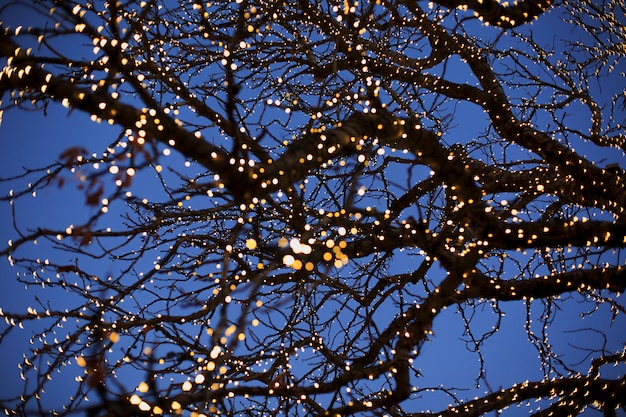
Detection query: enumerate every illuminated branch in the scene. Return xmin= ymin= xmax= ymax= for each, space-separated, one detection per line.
xmin=454 ymin=265 xmax=626 ymax=303
xmin=428 ymin=0 xmax=554 ymax=28
xmin=0 ymin=33 xmax=247 ymax=193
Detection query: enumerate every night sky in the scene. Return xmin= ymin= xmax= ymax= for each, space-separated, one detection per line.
xmin=1 ymin=1 xmax=625 ymax=416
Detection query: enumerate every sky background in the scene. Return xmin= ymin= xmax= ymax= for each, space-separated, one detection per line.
xmin=2 ymin=74 xmax=625 ymax=416
xmin=1 ymin=2 xmax=625 ymax=416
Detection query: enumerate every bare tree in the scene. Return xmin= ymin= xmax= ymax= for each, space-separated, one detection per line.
xmin=1 ymin=0 xmax=625 ymax=416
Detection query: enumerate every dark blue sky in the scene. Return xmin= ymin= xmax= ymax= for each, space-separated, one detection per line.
xmin=1 ymin=1 xmax=625 ymax=416
xmin=2 ymin=80 xmax=624 ymax=416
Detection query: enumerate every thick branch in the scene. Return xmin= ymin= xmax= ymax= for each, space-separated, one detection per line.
xmin=411 ymin=374 xmax=626 ymax=417
xmin=454 ymin=265 xmax=626 ymax=303
xmin=0 ymin=33 xmax=250 ymax=194
xmin=429 ymin=0 xmax=553 ymax=28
